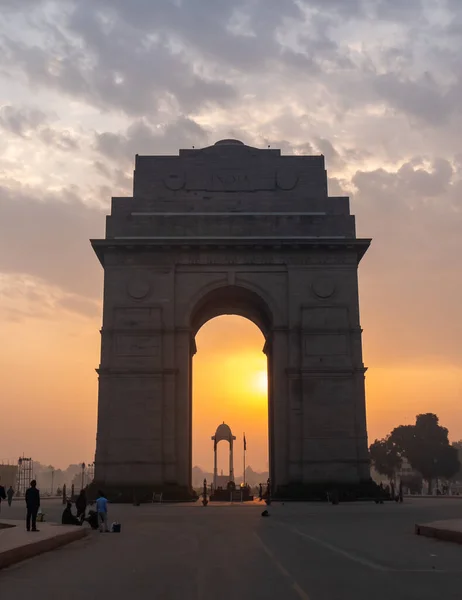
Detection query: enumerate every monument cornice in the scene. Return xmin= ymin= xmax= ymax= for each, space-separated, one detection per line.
xmin=292 ymin=458 xmax=370 ymax=465
xmin=96 ymin=367 xmax=179 ymax=376
xmin=285 ymin=367 xmax=368 ymax=376
xmin=91 ymin=237 xmax=371 ymax=266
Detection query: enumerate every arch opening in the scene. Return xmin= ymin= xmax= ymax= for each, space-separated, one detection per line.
xmin=190 ymin=285 xmax=273 ymax=341
xmin=190 ymin=285 xmax=273 ymax=496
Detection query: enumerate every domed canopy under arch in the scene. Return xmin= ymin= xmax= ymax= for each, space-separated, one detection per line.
xmin=211 ymin=422 xmax=236 ymax=488
xmin=212 ymin=422 xmax=236 ymax=444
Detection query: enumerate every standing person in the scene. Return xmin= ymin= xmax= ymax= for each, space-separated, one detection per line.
xmin=25 ymin=480 xmax=41 ymax=532
xmin=75 ymin=489 xmax=87 ymax=521
xmin=398 ymin=480 xmax=404 ymax=503
xmin=7 ymin=486 xmax=14 ymax=507
xmin=96 ymin=491 xmax=109 ymax=533
xmin=0 ymin=478 xmax=6 ymax=513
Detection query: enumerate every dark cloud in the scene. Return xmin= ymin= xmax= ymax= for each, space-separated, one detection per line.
xmin=351 ymin=158 xmax=462 ymax=366
xmin=313 ymin=137 xmax=344 ymax=169
xmin=38 ymin=127 xmax=80 ymax=151
xmin=0 ymin=105 xmax=80 ymax=150
xmin=1 ymin=2 xmax=238 ymax=116
xmin=0 ymin=0 xmax=461 ymax=368
xmin=372 ymin=72 xmax=451 ymax=126
xmin=0 ymin=183 xmax=105 ymax=300
xmin=373 ymin=0 xmax=425 ymax=20
xmin=94 ymin=117 xmax=209 ymax=163
xmin=0 ymin=105 xmax=48 ymax=136
xmin=1 ymin=0 xmax=460 ymax=131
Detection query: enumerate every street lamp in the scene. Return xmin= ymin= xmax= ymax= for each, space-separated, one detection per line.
xmin=81 ymin=462 xmax=86 ymax=491
xmin=86 ymin=462 xmax=95 ymax=486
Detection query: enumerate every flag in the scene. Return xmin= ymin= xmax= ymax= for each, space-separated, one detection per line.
xmin=243 ymin=433 xmax=247 ymax=452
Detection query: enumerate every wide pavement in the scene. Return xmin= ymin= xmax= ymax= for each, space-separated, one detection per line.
xmin=1 ymin=498 xmax=462 ymax=599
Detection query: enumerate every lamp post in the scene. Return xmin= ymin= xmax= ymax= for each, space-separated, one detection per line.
xmin=81 ymin=462 xmax=86 ymax=491
xmin=86 ymin=462 xmax=94 ymax=486
xmin=202 ymin=479 xmax=208 ymax=506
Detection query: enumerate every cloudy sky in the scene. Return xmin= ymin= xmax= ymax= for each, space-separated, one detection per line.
xmin=1 ymin=0 xmax=461 ymax=471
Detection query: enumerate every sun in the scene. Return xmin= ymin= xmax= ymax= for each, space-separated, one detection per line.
xmin=252 ymin=370 xmax=268 ymax=395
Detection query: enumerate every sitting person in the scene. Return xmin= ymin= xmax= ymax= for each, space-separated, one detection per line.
xmin=85 ymin=509 xmax=99 ymax=530
xmin=62 ymin=502 xmax=81 ymax=526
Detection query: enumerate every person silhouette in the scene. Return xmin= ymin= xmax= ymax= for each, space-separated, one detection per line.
xmin=0 ymin=478 xmax=6 ymax=512
xmin=25 ymin=480 xmax=41 ymax=532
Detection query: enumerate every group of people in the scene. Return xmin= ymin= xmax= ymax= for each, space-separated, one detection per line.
xmin=0 ymin=480 xmax=16 ymax=510
xmin=0 ymin=477 xmax=41 ymax=531
xmin=61 ymin=488 xmax=110 ymax=532
xmin=0 ymin=477 xmax=109 ymax=532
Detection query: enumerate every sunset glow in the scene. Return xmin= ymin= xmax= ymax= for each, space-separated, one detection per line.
xmin=192 ymin=316 xmax=269 ymax=473
xmin=252 ymin=370 xmax=268 ymax=396
xmin=1 ymin=0 xmax=462 ymax=475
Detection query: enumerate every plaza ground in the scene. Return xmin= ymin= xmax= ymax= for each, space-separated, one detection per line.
xmin=1 ymin=498 xmax=462 ymax=599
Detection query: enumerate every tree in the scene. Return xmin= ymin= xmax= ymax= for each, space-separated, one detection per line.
xmin=451 ymin=441 xmax=462 ymax=482
xmin=389 ymin=413 xmax=460 ymax=494
xmin=401 ymin=472 xmax=423 ymax=495
xmin=369 ymin=437 xmax=402 ymax=483
xmin=438 ymin=445 xmax=460 ymax=481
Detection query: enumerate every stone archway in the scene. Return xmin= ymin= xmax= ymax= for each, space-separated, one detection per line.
xmin=188 ymin=285 xmax=275 ymax=491
xmin=91 ymin=139 xmax=372 ymax=501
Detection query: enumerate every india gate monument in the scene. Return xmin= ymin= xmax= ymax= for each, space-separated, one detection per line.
xmin=91 ymin=139 xmax=372 ymax=501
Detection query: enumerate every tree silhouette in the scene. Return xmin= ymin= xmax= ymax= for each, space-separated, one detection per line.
xmin=369 ymin=436 xmax=402 ymax=483
xmin=390 ymin=413 xmax=459 ymax=494
xmin=452 ymin=441 xmax=462 ymax=482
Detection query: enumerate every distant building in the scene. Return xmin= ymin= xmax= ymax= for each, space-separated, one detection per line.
xmin=370 ymin=457 xmax=421 ymax=491
xmin=0 ymin=465 xmax=18 ymax=488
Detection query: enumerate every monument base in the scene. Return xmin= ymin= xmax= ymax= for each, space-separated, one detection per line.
xmin=87 ymin=482 xmax=198 ymax=504
xmin=210 ymin=488 xmax=254 ymax=502
xmin=275 ymin=479 xmax=381 ymax=502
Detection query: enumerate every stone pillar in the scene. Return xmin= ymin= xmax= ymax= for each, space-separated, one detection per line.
xmin=270 ymin=329 xmax=290 ymax=490
xmin=213 ymin=440 xmax=218 ymax=488
xmin=174 ymin=330 xmax=192 ymax=490
xmin=229 ymin=440 xmax=234 ymax=482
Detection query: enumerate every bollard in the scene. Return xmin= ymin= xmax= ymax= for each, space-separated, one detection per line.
xmin=202 ymin=478 xmax=208 ymax=506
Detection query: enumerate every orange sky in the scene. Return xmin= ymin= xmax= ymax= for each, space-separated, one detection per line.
xmin=1 ymin=0 xmax=462 ymax=480
xmin=193 ymin=316 xmax=268 ymax=475
xmin=1 ymin=302 xmax=461 ymax=472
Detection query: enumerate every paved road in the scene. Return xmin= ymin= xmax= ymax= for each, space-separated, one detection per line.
xmin=2 ymin=499 xmax=462 ymax=599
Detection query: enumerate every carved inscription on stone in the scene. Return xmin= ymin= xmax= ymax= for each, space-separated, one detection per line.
xmin=304 ymin=334 xmax=347 ymax=356
xmin=276 ymin=170 xmax=299 ymax=190
xmin=302 ymin=307 xmax=348 ymax=329
xmin=127 ymin=273 xmax=150 ymax=299
xmin=164 ymin=172 xmax=185 ymax=191
xmin=119 ymin=253 xmax=356 ymax=267
xmin=312 ymin=277 xmax=336 ymax=298
xmin=164 ymin=169 xmax=278 ymax=192
xmin=114 ymin=307 xmax=162 ymax=328
xmin=303 ymin=378 xmax=355 ymax=437
xmin=116 ymin=334 xmax=160 ymax=356
xmin=176 ymin=254 xmax=351 ymax=266
xmin=162 ymin=169 xmax=304 ymax=192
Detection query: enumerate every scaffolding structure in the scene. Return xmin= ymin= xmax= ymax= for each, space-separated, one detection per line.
xmin=16 ymin=456 xmax=33 ymax=497
xmin=85 ymin=462 xmax=95 ymax=487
